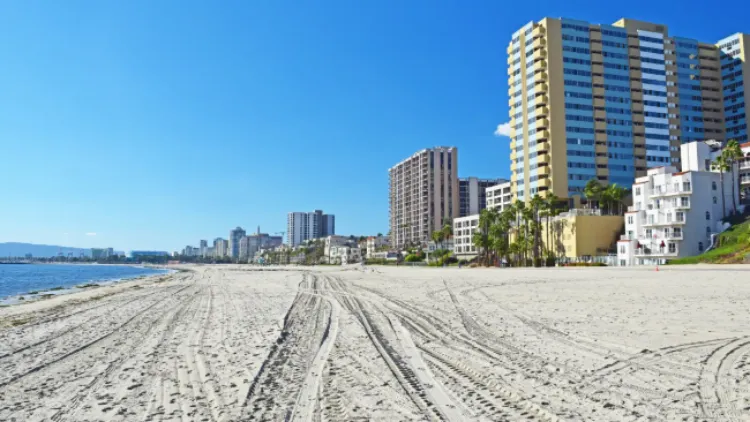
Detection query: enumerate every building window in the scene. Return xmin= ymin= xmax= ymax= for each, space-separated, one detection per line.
xmin=707 ymin=226 xmax=711 ymax=236
xmin=683 ymin=182 xmax=691 ymax=191
xmin=712 ymin=181 xmax=717 ymax=190
xmin=681 ymin=197 xmax=689 ymax=207
xmin=699 ymin=242 xmax=704 ymax=252
xmin=627 ymin=216 xmax=633 ymax=224
xmin=668 ymin=243 xmax=676 ymax=253
xmin=646 ymin=229 xmax=652 ymax=238
xmin=713 ymin=196 xmax=717 ymax=204
xmin=676 ymin=212 xmax=685 ymax=222
xmin=673 ymin=227 xmax=681 ymax=237
xmin=635 ymin=187 xmax=641 ymax=195
xmin=706 ymin=211 xmax=711 ymax=220
xmin=619 ymin=245 xmax=625 ymax=254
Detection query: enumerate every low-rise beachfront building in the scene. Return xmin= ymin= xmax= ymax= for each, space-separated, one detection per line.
xmin=365 ymin=235 xmax=390 ymax=258
xmin=740 ymin=142 xmax=750 ymax=205
xmin=329 ymin=246 xmax=362 ymax=264
xmin=486 ymin=181 xmax=513 ymax=212
xmin=324 ymin=235 xmax=350 ymax=257
xmin=453 ymin=215 xmax=480 ymax=259
xmin=618 ymin=142 xmax=738 ymax=266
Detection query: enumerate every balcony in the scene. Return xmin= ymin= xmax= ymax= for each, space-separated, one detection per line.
xmin=634 ymin=247 xmax=679 ymax=257
xmin=536 ymin=154 xmax=550 ymax=165
xmin=535 ymin=130 xmax=550 ymax=141
xmin=643 ymin=217 xmax=686 ymax=227
xmin=648 ymin=186 xmax=692 ymax=197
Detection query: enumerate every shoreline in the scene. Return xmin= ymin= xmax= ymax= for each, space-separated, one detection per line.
xmin=0 ymin=265 xmax=176 ymax=306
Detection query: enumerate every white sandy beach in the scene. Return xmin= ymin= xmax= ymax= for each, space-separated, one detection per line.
xmin=0 ymin=264 xmax=749 ymax=421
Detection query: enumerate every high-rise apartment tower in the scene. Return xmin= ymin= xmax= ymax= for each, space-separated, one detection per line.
xmin=508 ymin=18 xmax=749 ymax=201
xmin=389 ymin=147 xmax=459 ymax=249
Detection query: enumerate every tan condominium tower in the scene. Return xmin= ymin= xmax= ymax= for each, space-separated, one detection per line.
xmin=389 ymin=147 xmax=459 ymax=249
xmin=508 ymin=17 xmax=750 ymax=202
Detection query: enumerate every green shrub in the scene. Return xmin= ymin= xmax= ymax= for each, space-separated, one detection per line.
xmin=404 ymin=254 xmax=424 ymax=263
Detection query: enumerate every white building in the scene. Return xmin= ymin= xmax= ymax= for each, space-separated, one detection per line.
xmin=213 ymin=238 xmax=228 ymax=257
xmin=328 ymin=246 xmax=362 ymax=264
xmin=389 ymin=147 xmax=459 ymax=249
xmin=452 ymin=214 xmax=480 ymax=258
xmin=287 ymin=210 xmax=336 ymax=246
xmin=365 ymin=235 xmax=390 ymax=258
xmin=459 ymin=177 xmax=506 ymax=217
xmin=618 ymin=142 xmax=738 ymax=266
xmin=486 ymin=181 xmax=513 ymax=212
xmin=199 ymin=240 xmax=208 ymax=257
xmin=324 ymin=235 xmax=350 ymax=257
xmin=740 ymin=142 xmax=750 ymax=205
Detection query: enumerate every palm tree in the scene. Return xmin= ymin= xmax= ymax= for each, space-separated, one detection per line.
xmin=431 ymin=230 xmax=444 ymax=250
xmin=472 ymin=208 xmax=497 ymax=266
xmin=441 ymin=223 xmax=453 ymax=244
xmin=601 ymin=183 xmax=626 ymax=215
xmin=584 ymin=179 xmax=603 ymax=209
xmin=724 ymin=140 xmax=743 ymax=214
xmin=712 ymin=154 xmax=730 ymax=219
xmin=543 ymin=193 xmax=560 ymax=264
xmin=490 ymin=208 xmax=513 ymax=266
xmin=530 ymin=195 xmax=544 ymax=266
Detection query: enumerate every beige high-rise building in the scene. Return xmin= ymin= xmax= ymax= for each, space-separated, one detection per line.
xmin=508 ymin=17 xmax=749 ymax=203
xmin=389 ymin=147 xmax=459 ymax=249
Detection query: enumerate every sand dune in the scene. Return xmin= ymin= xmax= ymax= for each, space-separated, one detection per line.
xmin=1 ymin=264 xmax=749 ymax=421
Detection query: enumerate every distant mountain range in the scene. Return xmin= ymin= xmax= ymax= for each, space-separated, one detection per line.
xmin=0 ymin=243 xmax=92 ymax=258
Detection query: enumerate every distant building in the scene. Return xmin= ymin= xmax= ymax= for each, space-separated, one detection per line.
xmin=182 ymin=246 xmax=198 ymax=257
xmin=213 ymin=238 xmax=228 ymax=257
xmin=91 ymin=248 xmax=114 ymax=259
xmin=229 ymin=227 xmax=246 ymax=259
xmin=129 ymin=251 xmax=169 ymax=258
xmin=365 ymin=235 xmax=390 ymax=258
xmin=199 ymin=240 xmax=208 ymax=257
xmin=324 ymin=235 xmax=351 ymax=258
xmin=329 ymin=246 xmax=362 ymax=264
xmin=486 ymin=181 xmax=513 ymax=212
xmin=287 ymin=210 xmax=336 ymax=246
xmin=389 ymin=147 xmax=459 ymax=249
xmin=459 ymin=177 xmax=507 ymax=217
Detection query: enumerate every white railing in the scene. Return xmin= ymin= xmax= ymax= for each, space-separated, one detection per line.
xmin=621 ymin=232 xmax=683 ymax=241
xmin=643 ymin=217 xmax=685 ymax=226
xmin=634 ymin=247 xmax=679 ymax=256
xmin=648 ymin=185 xmax=692 ymax=196
xmin=563 ymin=208 xmax=602 ymax=217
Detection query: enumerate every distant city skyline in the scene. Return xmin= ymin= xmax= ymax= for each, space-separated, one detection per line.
xmin=2 ymin=2 xmax=748 ymax=250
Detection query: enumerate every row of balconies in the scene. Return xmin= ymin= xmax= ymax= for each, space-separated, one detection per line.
xmin=621 ymin=230 xmax=683 ymax=241
xmin=634 ymin=247 xmax=679 ymax=257
xmin=648 ymin=185 xmax=692 ymax=197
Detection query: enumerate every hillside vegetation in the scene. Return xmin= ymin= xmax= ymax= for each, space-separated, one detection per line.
xmin=668 ymin=213 xmax=750 ymax=264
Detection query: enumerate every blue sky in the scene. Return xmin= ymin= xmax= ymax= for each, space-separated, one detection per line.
xmin=1 ymin=0 xmax=747 ymax=251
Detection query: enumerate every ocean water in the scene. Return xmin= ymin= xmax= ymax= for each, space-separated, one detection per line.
xmin=0 ymin=264 xmax=169 ymax=299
